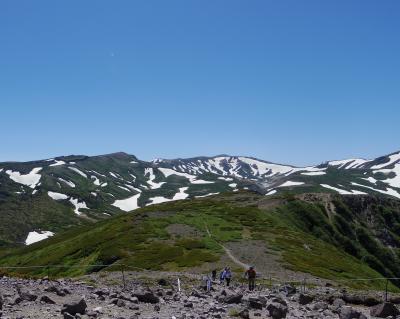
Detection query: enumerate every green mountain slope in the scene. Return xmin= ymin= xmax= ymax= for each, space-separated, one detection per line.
xmin=0 ymin=150 xmax=399 ymax=246
xmin=1 ymin=191 xmax=399 ymax=291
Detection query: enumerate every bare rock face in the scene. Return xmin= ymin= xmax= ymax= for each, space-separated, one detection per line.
xmin=370 ymin=302 xmax=400 ymax=318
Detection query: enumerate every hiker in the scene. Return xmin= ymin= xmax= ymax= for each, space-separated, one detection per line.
xmin=219 ymin=269 xmax=225 ymax=284
xmin=245 ymin=266 xmax=256 ymax=291
xmin=212 ymin=269 xmax=217 ymax=281
xmin=202 ymin=274 xmax=212 ymax=292
xmin=224 ymin=267 xmax=232 ymax=287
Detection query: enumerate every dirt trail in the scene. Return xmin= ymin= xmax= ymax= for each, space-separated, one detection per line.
xmin=203 ymin=220 xmax=249 ymax=270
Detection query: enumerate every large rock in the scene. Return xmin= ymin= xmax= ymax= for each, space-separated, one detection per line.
xmin=339 ymin=306 xmax=367 ymax=319
xmin=298 ymin=293 xmax=314 ymax=305
xmin=279 ymin=284 xmax=296 ymax=296
xmin=238 ymin=308 xmax=250 ymax=319
xmin=132 ymin=291 xmax=160 ymax=304
xmin=61 ymin=298 xmax=87 ymax=315
xmin=267 ymin=302 xmax=288 ymax=319
xmin=40 ymin=295 xmax=56 ymax=304
xmin=19 ymin=290 xmax=38 ymax=302
xmin=0 ymin=294 xmax=2 ymax=310
xmin=224 ymin=293 xmax=243 ymax=304
xmin=249 ymin=297 xmax=264 ymax=310
xmin=370 ymin=302 xmax=400 ymax=318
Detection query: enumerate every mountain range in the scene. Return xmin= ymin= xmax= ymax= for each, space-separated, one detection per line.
xmin=0 ymin=150 xmax=399 ymax=246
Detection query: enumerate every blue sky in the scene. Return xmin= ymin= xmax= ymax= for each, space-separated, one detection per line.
xmin=1 ymin=1 xmax=399 ymax=166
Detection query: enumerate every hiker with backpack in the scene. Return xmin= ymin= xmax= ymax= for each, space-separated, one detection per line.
xmin=223 ymin=267 xmax=232 ymax=287
xmin=245 ymin=266 xmax=256 ymax=291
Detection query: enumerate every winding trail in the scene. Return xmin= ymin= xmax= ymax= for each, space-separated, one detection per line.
xmin=203 ymin=220 xmax=249 ymax=270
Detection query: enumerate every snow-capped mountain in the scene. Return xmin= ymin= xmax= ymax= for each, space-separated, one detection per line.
xmin=0 ymin=150 xmax=399 ymax=245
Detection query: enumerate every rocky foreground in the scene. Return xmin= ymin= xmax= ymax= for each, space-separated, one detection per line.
xmin=0 ymin=274 xmax=400 ymax=319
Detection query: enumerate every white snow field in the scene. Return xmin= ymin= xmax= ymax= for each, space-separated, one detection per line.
xmin=49 ymin=160 xmax=66 ymax=167
xmin=301 ymin=171 xmax=326 ymax=176
xmin=371 ymin=153 xmax=400 ymax=169
xmin=48 ymin=191 xmax=69 ymax=200
xmin=278 ymin=181 xmax=305 ymax=187
xmin=69 ymin=198 xmax=89 ymax=215
xmin=91 ymin=175 xmax=101 ymax=186
xmin=328 ymin=159 xmax=370 ymax=169
xmin=158 ymin=168 xmax=214 ymax=184
xmin=112 ymin=193 xmax=141 ymax=211
xmin=266 ymin=189 xmax=277 ymax=196
xmin=351 ymin=182 xmax=400 ymax=199
xmin=58 ymin=178 xmax=76 ymax=188
xmin=372 ymin=164 xmax=400 ymax=189
xmin=195 ymin=192 xmax=220 ymax=198
xmin=25 ymin=231 xmax=54 ymax=245
xmin=145 ymin=168 xmax=166 ymax=189
xmin=320 ymin=184 xmax=366 ymax=195
xmin=173 ymin=187 xmax=189 ymax=200
xmin=68 ymin=167 xmax=87 ymax=178
xmin=6 ymin=167 xmax=42 ymax=189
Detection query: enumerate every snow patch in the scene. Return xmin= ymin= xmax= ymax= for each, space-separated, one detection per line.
xmin=112 ymin=194 xmax=141 ymax=211
xmin=68 ymin=167 xmax=87 ymax=178
xmin=351 ymin=182 xmax=400 ymax=199
xmin=278 ymin=181 xmax=305 ymax=187
xmin=69 ymin=198 xmax=88 ymax=215
xmin=48 ymin=191 xmax=68 ymax=200
xmin=301 ymin=171 xmax=326 ymax=176
xmin=25 ymin=231 xmax=54 ymax=245
xmin=195 ymin=192 xmax=220 ymax=198
xmin=6 ymin=167 xmax=42 ymax=189
xmin=320 ymin=184 xmax=366 ymax=195
xmin=58 ymin=178 xmax=75 ymax=188
xmin=145 ymin=168 xmax=166 ymax=189
xmin=371 ymin=153 xmax=400 ymax=169
xmin=91 ymin=175 xmax=101 ymax=186
xmin=49 ymin=160 xmax=66 ymax=167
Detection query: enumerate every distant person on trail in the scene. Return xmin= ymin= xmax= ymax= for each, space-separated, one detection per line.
xmin=245 ymin=266 xmax=256 ymax=291
xmin=212 ymin=269 xmax=217 ymax=281
xmin=224 ymin=267 xmax=232 ymax=287
xmin=219 ymin=269 xmax=225 ymax=284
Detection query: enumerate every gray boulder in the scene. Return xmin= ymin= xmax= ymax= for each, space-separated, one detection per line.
xmin=238 ymin=308 xmax=250 ymax=319
xmin=40 ymin=295 xmax=56 ymax=304
xmin=132 ymin=291 xmax=159 ymax=304
xmin=61 ymin=297 xmax=87 ymax=315
xmin=267 ymin=302 xmax=288 ymax=319
xmin=339 ymin=306 xmax=366 ymax=319
xmin=298 ymin=293 xmax=314 ymax=305
xmin=370 ymin=302 xmax=400 ymax=318
xmin=224 ymin=293 xmax=243 ymax=304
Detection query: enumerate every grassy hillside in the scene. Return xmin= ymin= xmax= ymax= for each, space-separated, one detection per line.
xmin=1 ymin=191 xmax=399 ymax=291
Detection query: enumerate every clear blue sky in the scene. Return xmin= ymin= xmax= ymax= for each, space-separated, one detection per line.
xmin=1 ymin=1 xmax=399 ymax=166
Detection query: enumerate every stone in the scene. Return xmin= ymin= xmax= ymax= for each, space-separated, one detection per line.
xmin=61 ymin=298 xmax=87 ymax=315
xmin=40 ymin=295 xmax=56 ymax=304
xmin=370 ymin=303 xmax=400 ymax=318
xmin=132 ymin=292 xmax=160 ymax=304
xmin=298 ymin=293 xmax=314 ymax=305
xmin=249 ymin=297 xmax=264 ymax=310
xmin=224 ymin=294 xmax=243 ymax=304
xmin=267 ymin=302 xmax=288 ymax=319
xmin=339 ymin=306 xmax=365 ymax=319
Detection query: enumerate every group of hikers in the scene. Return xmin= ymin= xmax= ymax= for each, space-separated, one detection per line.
xmin=204 ymin=266 xmax=257 ymax=291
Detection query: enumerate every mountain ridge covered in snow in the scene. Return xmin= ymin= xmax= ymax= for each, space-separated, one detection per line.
xmin=0 ymin=150 xmax=399 ymax=245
